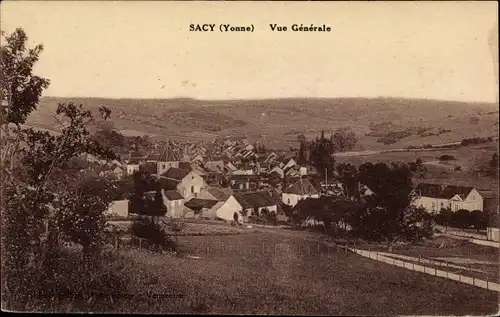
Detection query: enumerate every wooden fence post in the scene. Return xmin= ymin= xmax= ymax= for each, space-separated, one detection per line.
xmin=317 ymin=243 xmax=320 ymax=255
xmin=139 ymin=238 xmax=142 ymax=249
xmin=115 ymin=235 xmax=118 ymax=249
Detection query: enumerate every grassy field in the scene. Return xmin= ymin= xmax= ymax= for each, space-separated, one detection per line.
xmin=87 ymin=229 xmax=498 ymax=315
xmin=335 ymin=143 xmax=499 ymax=192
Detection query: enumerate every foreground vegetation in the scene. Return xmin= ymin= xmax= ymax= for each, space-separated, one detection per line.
xmin=90 ymin=231 xmax=497 ymax=315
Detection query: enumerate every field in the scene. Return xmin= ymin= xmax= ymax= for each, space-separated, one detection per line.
xmin=28 ymin=96 xmax=498 ymax=149
xmin=335 ymin=143 xmax=499 ymax=192
xmin=88 ymin=227 xmax=498 ymax=315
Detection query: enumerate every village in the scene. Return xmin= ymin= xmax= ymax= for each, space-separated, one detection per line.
xmin=94 ymin=134 xmax=499 ymax=243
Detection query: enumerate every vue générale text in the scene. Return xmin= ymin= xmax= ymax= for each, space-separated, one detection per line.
xmin=188 ymin=24 xmax=332 ymax=32
xmin=269 ymin=24 xmax=332 ymax=32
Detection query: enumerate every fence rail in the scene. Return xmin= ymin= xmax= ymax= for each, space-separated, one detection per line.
xmin=350 ymin=248 xmax=500 ymax=292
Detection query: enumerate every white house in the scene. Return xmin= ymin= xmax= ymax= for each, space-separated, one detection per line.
xmin=487 ymin=212 xmax=499 ymax=242
xmin=413 ymin=183 xmax=484 ymax=212
xmin=105 ymin=200 xmax=129 ymax=218
xmin=283 ymin=158 xmax=297 ymax=170
xmin=159 ymin=167 xmax=207 ymax=201
xmin=162 ymin=190 xmax=185 ymax=218
xmin=126 ymin=161 xmax=140 ymax=175
xmin=234 ymin=191 xmax=278 ymax=220
xmin=282 ymin=178 xmax=319 ymax=207
xmin=202 ymin=195 xmax=244 ymax=222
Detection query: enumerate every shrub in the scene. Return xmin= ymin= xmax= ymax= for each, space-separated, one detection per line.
xmin=130 ymin=216 xmax=177 ymax=251
xmin=454 ymin=165 xmax=462 ymax=171
xmin=439 ymin=154 xmax=456 ymax=161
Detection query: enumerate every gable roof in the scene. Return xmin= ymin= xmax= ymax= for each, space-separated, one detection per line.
xmin=160 ymin=167 xmax=190 ymax=180
xmin=234 ymin=191 xmax=277 ymax=209
xmin=414 ymin=183 xmax=475 ymax=200
xmin=184 ymin=198 xmax=219 ymax=210
xmin=164 ymin=190 xmax=184 ymax=201
xmin=158 ymin=178 xmax=179 ymax=191
xmin=284 ymin=178 xmax=318 ymax=196
xmin=204 ymin=186 xmax=233 ymax=201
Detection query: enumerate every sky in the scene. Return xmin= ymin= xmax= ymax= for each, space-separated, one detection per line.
xmin=1 ymin=1 xmax=498 ymax=102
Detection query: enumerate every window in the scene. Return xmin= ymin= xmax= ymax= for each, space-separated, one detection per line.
xmin=288 ymin=199 xmax=291 ymax=204
xmin=191 ymin=186 xmax=195 ymax=193
xmin=441 ymin=202 xmax=444 ymax=208
xmin=162 ymin=163 xmax=166 ymax=169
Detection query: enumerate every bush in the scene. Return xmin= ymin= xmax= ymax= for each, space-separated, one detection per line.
xmin=439 ymin=155 xmax=456 ymax=161
xmin=454 ymin=165 xmax=462 ymax=171
xmin=130 ymin=216 xmax=177 ymax=251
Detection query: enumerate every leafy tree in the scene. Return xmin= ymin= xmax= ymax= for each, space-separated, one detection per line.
xmin=309 ymin=130 xmax=336 ymax=179
xmin=331 ymin=128 xmax=358 ymax=152
xmin=1 ymin=28 xmax=119 ymax=310
xmin=297 ymin=133 xmax=309 ymax=165
xmin=335 ymin=163 xmax=359 ymax=199
xmin=354 ymin=162 xmax=433 ymax=250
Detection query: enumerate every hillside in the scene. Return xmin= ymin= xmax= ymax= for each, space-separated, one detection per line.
xmin=27 ymin=97 xmax=499 ymax=149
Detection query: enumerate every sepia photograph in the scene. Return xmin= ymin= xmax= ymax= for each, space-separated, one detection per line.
xmin=1 ymin=0 xmax=499 ymax=315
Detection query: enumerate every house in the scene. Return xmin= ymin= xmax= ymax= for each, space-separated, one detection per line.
xmin=126 ymin=160 xmax=140 ymax=175
xmin=487 ymin=212 xmax=499 ymax=242
xmin=282 ymin=178 xmax=319 ymax=207
xmin=105 ymin=200 xmax=129 ymax=218
xmin=202 ymin=195 xmax=244 ymax=222
xmin=283 ymin=158 xmax=297 ymax=170
xmin=264 ymin=152 xmax=278 ymax=163
xmin=162 ymin=190 xmax=185 ymax=218
xmin=159 ymin=167 xmax=207 ymax=200
xmin=234 ymin=190 xmax=278 ymax=220
xmin=269 ymin=166 xmax=284 ymax=178
xmin=413 ymin=183 xmax=484 ymax=212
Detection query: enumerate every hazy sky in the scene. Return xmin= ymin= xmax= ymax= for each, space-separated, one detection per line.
xmin=1 ymin=1 xmax=498 ymax=102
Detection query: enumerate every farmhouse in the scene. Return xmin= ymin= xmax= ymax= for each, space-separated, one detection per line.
xmin=487 ymin=212 xmax=499 ymax=242
xmin=159 ymin=167 xmax=207 ymax=200
xmin=126 ymin=160 xmax=140 ymax=175
xmin=105 ymin=199 xmax=129 ymax=218
xmin=234 ymin=190 xmax=278 ymax=220
xmin=413 ymin=183 xmax=483 ymax=212
xmin=282 ymin=178 xmax=319 ymax=207
xmin=162 ymin=190 xmax=185 ymax=218
xmin=202 ymin=195 xmax=244 ymax=222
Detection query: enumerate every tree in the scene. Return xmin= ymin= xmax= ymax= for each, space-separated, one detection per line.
xmin=1 ymin=29 xmax=119 ymax=310
xmin=335 ymin=163 xmax=359 ymax=199
xmin=297 ymin=133 xmax=309 ymax=165
xmin=309 ymin=130 xmax=336 ymax=179
xmin=331 ymin=128 xmax=358 ymax=152
xmin=354 ymin=162 xmax=433 ymax=250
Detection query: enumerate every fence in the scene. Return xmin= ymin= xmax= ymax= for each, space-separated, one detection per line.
xmin=349 ymin=248 xmax=500 ymax=292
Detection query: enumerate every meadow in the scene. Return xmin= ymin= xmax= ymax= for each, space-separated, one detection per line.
xmin=82 ymin=228 xmax=498 ymax=315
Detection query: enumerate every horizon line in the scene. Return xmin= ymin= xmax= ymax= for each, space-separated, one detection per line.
xmin=41 ymin=95 xmax=499 ymax=104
